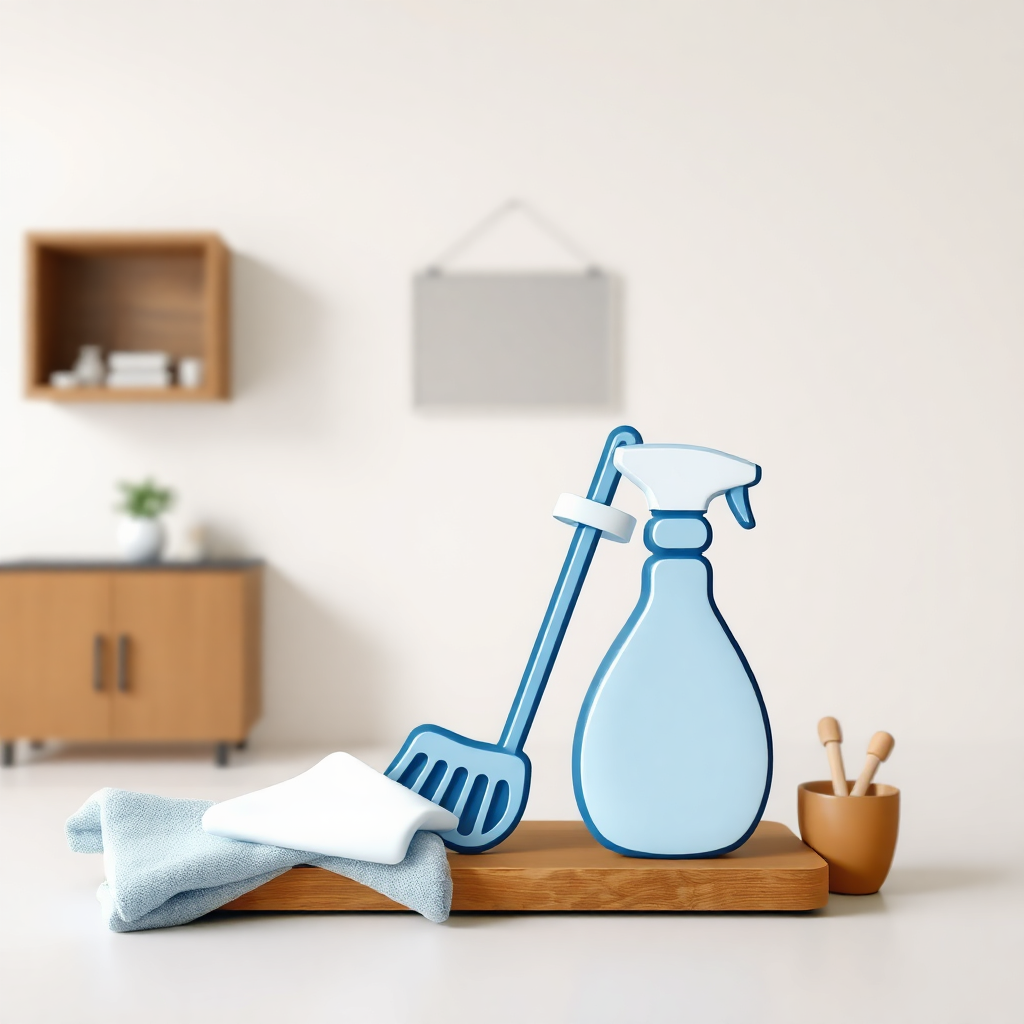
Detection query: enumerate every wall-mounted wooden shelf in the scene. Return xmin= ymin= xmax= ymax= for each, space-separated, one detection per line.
xmin=25 ymin=233 xmax=231 ymax=401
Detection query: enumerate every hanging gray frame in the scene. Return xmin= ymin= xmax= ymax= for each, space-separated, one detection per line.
xmin=413 ymin=270 xmax=613 ymax=405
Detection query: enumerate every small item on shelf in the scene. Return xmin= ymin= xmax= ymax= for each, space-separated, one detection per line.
xmin=107 ymin=370 xmax=172 ymax=389
xmin=108 ymin=350 xmax=171 ymax=372
xmin=115 ymin=478 xmax=175 ymax=563
xmin=106 ymin=350 xmax=172 ymax=389
xmin=817 ymin=716 xmax=849 ymax=796
xmin=117 ymin=516 xmax=166 ymax=560
xmin=179 ymin=524 xmax=208 ymax=562
xmin=178 ymin=357 xmax=204 ymax=389
xmin=73 ymin=345 xmax=105 ymax=386
xmin=850 ymin=731 xmax=895 ymax=796
xmin=49 ymin=370 xmax=78 ymax=389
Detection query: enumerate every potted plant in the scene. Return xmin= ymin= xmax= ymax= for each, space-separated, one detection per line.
xmin=116 ymin=479 xmax=174 ymax=562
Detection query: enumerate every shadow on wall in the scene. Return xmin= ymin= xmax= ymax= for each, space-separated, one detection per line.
xmin=231 ymin=252 xmax=341 ymax=431
xmin=253 ymin=566 xmax=390 ymax=747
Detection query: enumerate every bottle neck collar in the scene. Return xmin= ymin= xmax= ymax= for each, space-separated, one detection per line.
xmin=644 ymin=511 xmax=711 ymax=555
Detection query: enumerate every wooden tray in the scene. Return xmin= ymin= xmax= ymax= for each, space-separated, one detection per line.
xmin=222 ymin=820 xmax=828 ymax=913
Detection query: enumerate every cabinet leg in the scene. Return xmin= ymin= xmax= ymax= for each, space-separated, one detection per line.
xmin=235 ymin=739 xmax=248 ymax=751
xmin=1 ymin=742 xmax=14 ymax=767
xmin=215 ymin=742 xmax=230 ymax=768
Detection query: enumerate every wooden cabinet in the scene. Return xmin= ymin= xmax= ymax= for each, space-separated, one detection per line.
xmin=0 ymin=563 xmax=261 ymax=765
xmin=0 ymin=573 xmax=112 ymax=740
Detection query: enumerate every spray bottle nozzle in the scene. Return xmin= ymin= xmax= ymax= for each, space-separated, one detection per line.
xmin=726 ymin=485 xmax=755 ymax=529
xmin=725 ymin=466 xmax=761 ymax=530
xmin=613 ymin=444 xmax=761 ymax=528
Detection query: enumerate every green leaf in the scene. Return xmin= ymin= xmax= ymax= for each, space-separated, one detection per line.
xmin=116 ymin=478 xmax=175 ymax=519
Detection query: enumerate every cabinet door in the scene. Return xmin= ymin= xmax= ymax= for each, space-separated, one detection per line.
xmin=0 ymin=573 xmax=112 ymax=738
xmin=111 ymin=573 xmax=246 ymax=740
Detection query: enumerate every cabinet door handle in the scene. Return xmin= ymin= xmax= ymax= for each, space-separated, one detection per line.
xmin=92 ymin=635 xmax=104 ymax=692
xmin=116 ymin=635 xmax=129 ymax=693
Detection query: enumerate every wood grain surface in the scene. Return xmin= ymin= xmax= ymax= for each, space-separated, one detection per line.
xmin=0 ymin=573 xmax=112 ymax=738
xmin=222 ymin=820 xmax=828 ymax=913
xmin=24 ymin=232 xmax=230 ymax=400
xmin=111 ymin=572 xmax=251 ymax=741
xmin=0 ymin=567 xmax=261 ymax=745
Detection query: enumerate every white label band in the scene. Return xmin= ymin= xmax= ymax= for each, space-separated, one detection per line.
xmin=551 ymin=493 xmax=636 ymax=544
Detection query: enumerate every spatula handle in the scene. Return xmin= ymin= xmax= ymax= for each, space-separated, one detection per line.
xmin=499 ymin=425 xmax=643 ymax=753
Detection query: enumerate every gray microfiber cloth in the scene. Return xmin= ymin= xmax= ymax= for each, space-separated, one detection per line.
xmin=66 ymin=788 xmax=452 ymax=931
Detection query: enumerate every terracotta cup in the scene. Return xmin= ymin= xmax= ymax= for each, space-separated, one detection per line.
xmin=797 ymin=780 xmax=900 ymax=894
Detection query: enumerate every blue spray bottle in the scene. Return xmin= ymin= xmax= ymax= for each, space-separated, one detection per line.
xmin=573 ymin=444 xmax=771 ymax=858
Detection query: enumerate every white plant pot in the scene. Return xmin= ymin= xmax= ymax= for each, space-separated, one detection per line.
xmin=117 ymin=517 xmax=165 ymax=563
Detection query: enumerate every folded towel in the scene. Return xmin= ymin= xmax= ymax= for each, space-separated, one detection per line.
xmin=108 ymin=351 xmax=171 ymax=371
xmin=107 ymin=370 xmax=172 ymax=388
xmin=202 ymin=753 xmax=458 ymax=863
xmin=67 ymin=788 xmax=452 ymax=931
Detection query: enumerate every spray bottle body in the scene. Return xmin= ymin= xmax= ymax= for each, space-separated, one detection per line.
xmin=573 ymin=512 xmax=772 ymax=857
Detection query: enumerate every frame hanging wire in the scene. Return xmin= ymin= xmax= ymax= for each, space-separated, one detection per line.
xmin=426 ymin=199 xmax=601 ymax=275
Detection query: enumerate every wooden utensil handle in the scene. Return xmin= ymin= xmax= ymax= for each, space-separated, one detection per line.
xmin=850 ymin=731 xmax=894 ymax=796
xmin=825 ymin=743 xmax=848 ymax=797
xmin=851 ymin=755 xmax=879 ymax=796
xmin=817 ymin=717 xmax=848 ymax=796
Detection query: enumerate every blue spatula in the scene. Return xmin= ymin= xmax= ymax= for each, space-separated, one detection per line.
xmin=385 ymin=425 xmax=643 ymax=852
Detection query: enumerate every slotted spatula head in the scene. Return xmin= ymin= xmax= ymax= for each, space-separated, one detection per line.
xmin=385 ymin=725 xmax=531 ymax=853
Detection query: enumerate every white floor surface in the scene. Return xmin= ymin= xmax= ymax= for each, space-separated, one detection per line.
xmin=0 ymin=738 xmax=1020 ymax=1024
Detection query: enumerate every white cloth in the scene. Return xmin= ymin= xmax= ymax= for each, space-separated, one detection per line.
xmin=202 ymin=752 xmax=459 ymax=864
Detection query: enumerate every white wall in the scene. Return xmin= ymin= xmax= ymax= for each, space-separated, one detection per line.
xmin=1 ymin=1 xmax=1021 ymax=761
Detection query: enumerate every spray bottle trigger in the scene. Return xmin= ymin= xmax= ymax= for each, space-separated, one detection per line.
xmin=726 ymin=485 xmax=756 ymax=529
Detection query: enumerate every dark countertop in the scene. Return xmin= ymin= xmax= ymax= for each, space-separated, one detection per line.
xmin=0 ymin=559 xmax=264 ymax=572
